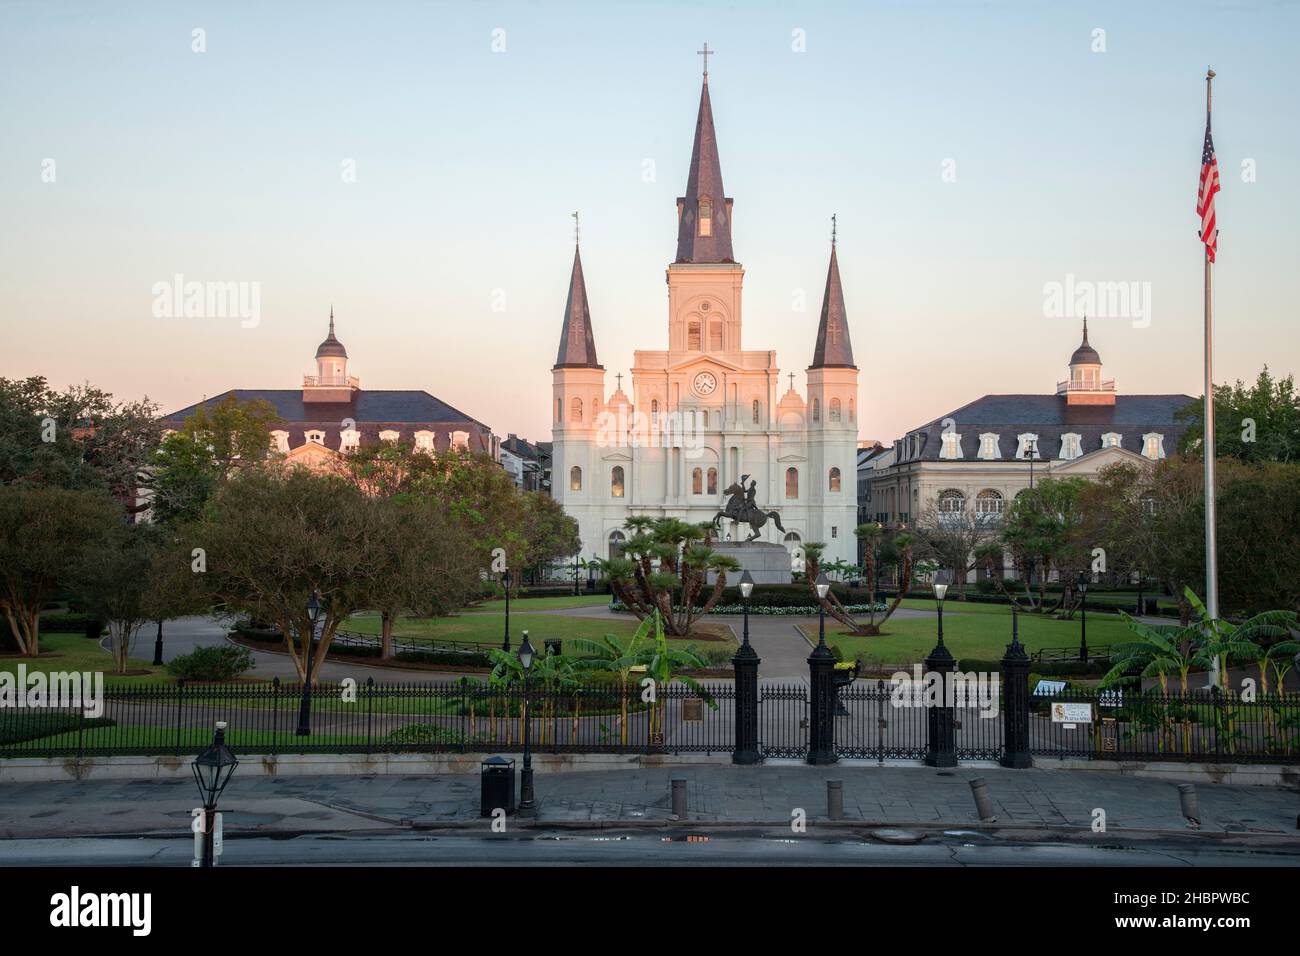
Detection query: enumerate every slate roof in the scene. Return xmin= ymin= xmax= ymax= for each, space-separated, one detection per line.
xmin=675 ymin=78 xmax=734 ymax=263
xmin=810 ymin=244 xmax=856 ymax=368
xmin=897 ymin=393 xmax=1195 ymax=462
xmin=553 ymin=245 xmax=601 ymax=368
xmin=162 ymin=389 xmax=487 ymax=429
xmin=501 ymin=435 xmax=540 ymax=461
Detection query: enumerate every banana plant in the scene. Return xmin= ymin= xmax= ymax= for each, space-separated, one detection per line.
xmin=571 ymin=613 xmax=656 ymax=745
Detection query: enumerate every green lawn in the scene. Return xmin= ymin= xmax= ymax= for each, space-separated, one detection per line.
xmin=343 ymin=610 xmax=737 ymax=653
xmin=465 ymin=593 xmax=613 ymax=612
xmin=799 ymin=602 xmax=1135 ymax=669
xmin=0 ymin=632 xmax=165 ymax=682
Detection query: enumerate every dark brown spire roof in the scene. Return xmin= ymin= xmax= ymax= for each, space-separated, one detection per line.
xmin=553 ymin=245 xmax=601 ymax=369
xmin=810 ymin=245 xmax=856 ymax=368
xmin=675 ymin=78 xmax=734 ymax=263
xmin=315 ymin=307 xmax=347 ymax=359
xmin=1070 ymin=318 xmax=1101 ymax=365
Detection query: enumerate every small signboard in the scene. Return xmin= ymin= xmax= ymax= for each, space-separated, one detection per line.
xmin=682 ymin=698 xmax=704 ymax=722
xmin=1051 ymin=702 xmax=1093 ymax=724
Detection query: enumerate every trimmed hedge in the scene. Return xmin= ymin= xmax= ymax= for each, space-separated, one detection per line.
xmin=231 ymin=622 xmax=493 ymax=669
xmin=167 ymin=645 xmax=256 ymax=681
xmin=0 ymin=713 xmax=116 ymax=746
xmin=957 ymin=657 xmax=1111 ymax=676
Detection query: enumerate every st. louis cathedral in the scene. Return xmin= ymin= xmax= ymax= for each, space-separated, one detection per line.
xmin=550 ymin=64 xmax=860 ymax=568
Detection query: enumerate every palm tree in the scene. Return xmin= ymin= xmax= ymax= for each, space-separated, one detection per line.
xmin=571 ymin=614 xmax=656 ymax=745
xmin=638 ymin=612 xmax=717 ymax=745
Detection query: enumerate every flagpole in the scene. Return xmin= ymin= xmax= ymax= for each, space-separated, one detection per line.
xmin=1202 ymin=67 xmax=1220 ymax=686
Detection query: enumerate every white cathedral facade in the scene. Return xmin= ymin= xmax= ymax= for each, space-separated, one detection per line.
xmin=550 ymin=70 xmax=860 ymax=569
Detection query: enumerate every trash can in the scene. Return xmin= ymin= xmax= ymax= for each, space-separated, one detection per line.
xmin=480 ymin=756 xmax=515 ymax=817
xmin=544 ymin=638 xmax=562 ymax=657
xmin=1144 ymin=598 xmax=1158 ymax=615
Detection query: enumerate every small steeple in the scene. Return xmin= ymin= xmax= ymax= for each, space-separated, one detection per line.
xmin=553 ymin=241 xmax=601 ymax=369
xmin=675 ymin=53 xmax=733 ymax=264
xmin=810 ymin=234 xmax=856 ymax=369
xmin=1070 ymin=317 xmax=1101 ymax=366
xmin=316 ymin=306 xmax=347 ymax=359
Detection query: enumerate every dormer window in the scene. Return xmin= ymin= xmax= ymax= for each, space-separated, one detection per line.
xmin=340 ymin=429 xmax=361 ymax=452
xmin=270 ymin=430 xmax=290 ymax=454
xmin=1059 ymin=433 xmax=1083 ymax=460
xmin=305 ymin=430 xmax=325 ymax=445
xmin=1101 ymin=432 xmax=1122 ymax=449
xmin=1141 ymin=433 xmax=1166 ymax=460
xmin=1015 ymin=433 xmax=1040 ymax=460
xmin=978 ymin=433 xmax=1001 ymax=460
xmin=698 ymin=198 xmax=713 ymax=237
xmin=939 ymin=431 xmax=963 ymax=460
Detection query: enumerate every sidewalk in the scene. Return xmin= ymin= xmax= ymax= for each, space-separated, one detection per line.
xmin=2 ymin=765 xmax=1296 ymax=839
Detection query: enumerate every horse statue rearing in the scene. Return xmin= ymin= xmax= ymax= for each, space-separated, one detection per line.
xmin=712 ymin=475 xmax=786 ymax=543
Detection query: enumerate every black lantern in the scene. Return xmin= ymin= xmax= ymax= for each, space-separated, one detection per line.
xmin=738 ymin=570 xmax=755 ymax=649
xmin=814 ymin=572 xmax=831 ymax=647
xmin=192 ymin=720 xmax=238 ymax=868
xmin=933 ymin=571 xmax=949 ymax=647
xmin=296 ymin=590 xmax=323 ymax=736
xmin=518 ymin=630 xmax=536 ymax=813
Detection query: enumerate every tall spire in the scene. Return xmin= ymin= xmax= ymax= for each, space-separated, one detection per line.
xmin=810 ymin=240 xmax=856 ymax=368
xmin=1070 ymin=316 xmax=1101 ymax=366
xmin=553 ymin=243 xmax=601 ymax=369
xmin=675 ymin=56 xmax=733 ymax=264
xmin=316 ymin=306 xmax=347 ymax=359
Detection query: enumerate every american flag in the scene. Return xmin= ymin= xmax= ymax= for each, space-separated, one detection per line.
xmin=1197 ymin=114 xmax=1220 ymax=262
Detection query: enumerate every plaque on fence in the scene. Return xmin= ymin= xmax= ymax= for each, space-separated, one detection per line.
xmin=682 ymin=698 xmax=704 ymax=722
xmin=1051 ymin=702 xmax=1093 ymax=725
xmin=1101 ymin=716 xmax=1117 ymax=753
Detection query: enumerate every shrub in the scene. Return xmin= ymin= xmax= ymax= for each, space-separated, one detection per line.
xmin=384 ymin=723 xmax=473 ymax=745
xmin=167 ymin=645 xmax=256 ymax=681
xmin=39 ymin=613 xmax=99 ymax=633
xmin=0 ymin=713 xmax=116 ymax=745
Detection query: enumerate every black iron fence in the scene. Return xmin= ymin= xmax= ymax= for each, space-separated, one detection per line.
xmin=4 ymin=674 xmax=1298 ymax=765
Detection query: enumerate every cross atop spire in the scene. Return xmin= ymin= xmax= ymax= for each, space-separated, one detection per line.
xmin=572 ymin=210 xmax=580 ymax=246
xmin=697 ymin=42 xmax=713 ymax=81
xmin=831 ymin=213 xmax=837 ymax=247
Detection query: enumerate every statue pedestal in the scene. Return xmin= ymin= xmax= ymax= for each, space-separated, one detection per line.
xmin=707 ymin=542 xmax=793 ymax=586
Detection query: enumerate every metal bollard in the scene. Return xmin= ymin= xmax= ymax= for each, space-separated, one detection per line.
xmin=827 ymin=780 xmax=844 ymax=820
xmin=670 ymin=778 xmax=687 ymax=819
xmin=969 ymin=777 xmax=996 ymax=822
xmin=1178 ymin=783 xmax=1200 ymax=827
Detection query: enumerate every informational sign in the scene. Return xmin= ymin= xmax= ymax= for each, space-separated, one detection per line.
xmin=682 ymin=698 xmax=704 ymax=722
xmin=1051 ymin=702 xmax=1093 ymax=724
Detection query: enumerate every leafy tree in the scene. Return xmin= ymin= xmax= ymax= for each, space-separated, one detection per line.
xmin=912 ymin=495 xmax=1001 ymax=598
xmin=194 ymin=468 xmax=374 ymax=683
xmin=0 ymin=486 xmax=121 ymax=655
xmin=1177 ymin=366 xmax=1300 ymax=463
xmin=598 ymin=517 xmax=739 ymax=636
xmin=999 ymin=476 xmax=1090 ymax=612
xmin=0 ymin=376 xmax=162 ymax=510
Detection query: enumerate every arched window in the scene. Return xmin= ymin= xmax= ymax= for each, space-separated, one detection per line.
xmin=688 ymin=320 xmax=701 ymax=351
xmin=571 ymin=397 xmax=583 ymax=423
xmin=709 ymin=320 xmax=723 ymax=351
xmin=692 ymin=467 xmax=703 ymax=495
xmin=811 ymin=399 xmax=820 ymax=423
xmin=555 ymin=398 xmax=562 ymax=423
xmin=849 ymin=398 xmax=856 ymax=423
xmin=707 ymin=467 xmax=718 ymax=495
xmin=829 ymin=467 xmax=841 ymax=492
xmin=610 ymin=466 xmax=624 ymax=498
xmin=938 ymin=489 xmax=965 ymax=528
xmin=784 ymin=531 xmax=803 ymax=572
xmin=752 ymin=399 xmax=761 ymax=424
xmin=829 ymin=398 xmax=842 ymax=422
xmin=975 ymin=489 xmax=1005 ymax=518
xmin=569 ymin=466 xmax=582 ymax=492
xmin=698 ymin=198 xmax=713 ymax=237
xmin=608 ymin=530 xmax=626 ymax=560
xmin=701 ymin=409 xmax=709 ymax=428
xmin=785 ymin=467 xmax=799 ymax=499
xmin=651 ymin=399 xmax=659 ymax=425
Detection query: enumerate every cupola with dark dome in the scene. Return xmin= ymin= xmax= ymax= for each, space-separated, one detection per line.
xmin=304 ymin=307 xmax=360 ymax=403
xmin=1057 ymin=318 xmax=1115 ymax=406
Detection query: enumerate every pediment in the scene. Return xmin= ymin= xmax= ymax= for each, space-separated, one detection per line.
xmin=1054 ymin=445 xmax=1150 ymax=474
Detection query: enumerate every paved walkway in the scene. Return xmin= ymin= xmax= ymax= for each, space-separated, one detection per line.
xmin=2 ymin=765 xmax=1296 ymax=838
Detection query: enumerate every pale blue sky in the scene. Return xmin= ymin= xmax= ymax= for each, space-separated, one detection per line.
xmin=2 ymin=1 xmax=1297 ymax=443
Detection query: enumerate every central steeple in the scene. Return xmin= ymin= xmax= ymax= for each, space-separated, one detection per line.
xmin=675 ymin=57 xmax=734 ymax=264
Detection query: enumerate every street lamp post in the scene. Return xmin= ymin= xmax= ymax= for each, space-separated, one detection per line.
xmin=517 ymin=631 xmax=536 ymax=813
xmin=152 ymin=620 xmax=164 ymax=667
xmin=1076 ymin=571 xmax=1089 ymax=663
xmin=502 ymin=569 xmax=512 ymax=652
xmin=296 ymin=592 xmax=324 ymax=737
xmin=807 ymin=572 xmax=837 ymax=765
xmin=924 ymin=574 xmax=957 ymax=767
xmin=191 ymin=720 xmax=238 ymax=868
xmin=573 ymin=550 xmax=581 ymax=597
xmin=732 ymin=570 xmax=761 ymax=764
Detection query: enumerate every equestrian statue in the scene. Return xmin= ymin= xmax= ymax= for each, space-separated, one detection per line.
xmin=712 ymin=474 xmax=785 ymax=543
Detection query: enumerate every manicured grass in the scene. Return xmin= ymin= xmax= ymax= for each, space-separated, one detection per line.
xmin=343 ymin=611 xmax=736 ymax=652
xmin=0 ymin=632 xmax=165 ymax=682
xmin=799 ymin=603 xmax=1134 ymax=669
xmin=466 ymin=593 xmax=613 ymax=612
